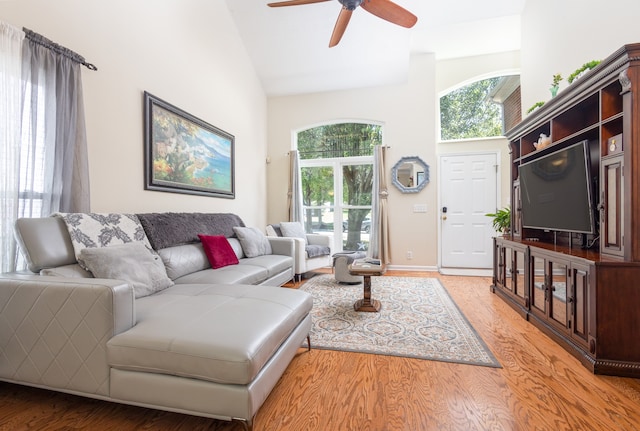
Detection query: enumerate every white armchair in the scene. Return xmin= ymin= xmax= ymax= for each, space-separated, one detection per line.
xmin=266 ymin=222 xmax=332 ymax=282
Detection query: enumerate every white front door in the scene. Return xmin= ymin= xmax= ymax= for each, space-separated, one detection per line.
xmin=440 ymin=152 xmax=498 ymax=269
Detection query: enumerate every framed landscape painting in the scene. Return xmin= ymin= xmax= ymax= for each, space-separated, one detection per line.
xmin=144 ymin=91 xmax=235 ymax=198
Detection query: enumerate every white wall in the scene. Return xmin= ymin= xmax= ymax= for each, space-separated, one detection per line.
xmin=267 ymin=51 xmax=519 ymax=269
xmin=521 ymin=0 xmax=640 ymax=114
xmin=436 ymin=51 xmax=520 ymax=94
xmin=0 ymin=0 xmax=269 ymax=227
xmin=268 ymin=54 xmax=437 ymax=267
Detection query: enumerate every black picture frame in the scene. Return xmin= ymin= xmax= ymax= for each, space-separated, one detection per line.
xmin=144 ymin=91 xmax=235 ymax=199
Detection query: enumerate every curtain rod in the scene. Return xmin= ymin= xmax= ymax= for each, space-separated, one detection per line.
xmin=23 ymin=27 xmax=97 ymax=71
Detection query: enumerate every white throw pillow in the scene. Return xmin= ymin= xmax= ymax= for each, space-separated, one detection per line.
xmin=233 ymin=227 xmax=272 ymax=257
xmin=80 ymin=242 xmax=174 ymax=298
xmin=279 ymin=221 xmax=308 ymax=244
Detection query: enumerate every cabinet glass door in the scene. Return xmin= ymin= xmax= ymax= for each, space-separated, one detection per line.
xmin=494 ymin=242 xmax=504 ymax=287
xmin=570 ymin=263 xmax=590 ymax=346
xmin=549 ymin=262 xmax=568 ymax=327
xmin=504 ymin=248 xmax=514 ymax=293
xmin=512 ymin=181 xmax=522 ymax=237
xmin=531 ymin=256 xmax=546 ymax=314
xmin=514 ymin=249 xmax=526 ymax=299
xmin=601 ymin=156 xmax=624 ymax=256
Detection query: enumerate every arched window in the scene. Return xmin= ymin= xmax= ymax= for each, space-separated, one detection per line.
xmin=440 ymin=75 xmax=520 ymax=141
xmin=297 ymin=122 xmax=381 ymax=252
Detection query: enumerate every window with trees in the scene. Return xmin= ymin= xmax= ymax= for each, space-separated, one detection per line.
xmin=297 ymin=123 xmax=381 ymax=252
xmin=440 ymin=77 xmax=504 ymax=141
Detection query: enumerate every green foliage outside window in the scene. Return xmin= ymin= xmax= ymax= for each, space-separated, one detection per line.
xmin=297 ymin=123 xmax=380 ymax=250
xmin=298 ymin=123 xmax=380 ymax=160
xmin=440 ymin=77 xmax=503 ymax=140
xmin=301 ymin=166 xmax=333 ymax=207
xmin=298 ymin=123 xmax=378 ymax=210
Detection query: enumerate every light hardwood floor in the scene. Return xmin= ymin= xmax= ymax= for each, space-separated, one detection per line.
xmin=1 ymin=270 xmax=639 ymax=430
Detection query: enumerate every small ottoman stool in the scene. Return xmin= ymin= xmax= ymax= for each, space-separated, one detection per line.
xmin=332 ymin=251 xmax=366 ymax=284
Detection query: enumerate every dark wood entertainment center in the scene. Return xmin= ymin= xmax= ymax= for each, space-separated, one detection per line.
xmin=492 ymin=44 xmax=640 ymax=377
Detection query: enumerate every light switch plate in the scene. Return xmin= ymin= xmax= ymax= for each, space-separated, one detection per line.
xmin=413 ymin=204 xmax=427 ymax=213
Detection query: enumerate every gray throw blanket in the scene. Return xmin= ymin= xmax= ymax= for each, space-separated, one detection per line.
xmin=137 ymin=212 xmax=245 ymax=250
xmin=332 ymin=250 xmax=366 ymax=266
xmin=306 ymin=244 xmax=331 ymax=258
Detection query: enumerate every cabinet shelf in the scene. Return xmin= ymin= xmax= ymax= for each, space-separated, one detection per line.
xmin=602 ymin=111 xmax=624 ymax=124
xmin=520 ymin=123 xmax=551 ymax=157
xmin=601 ymin=80 xmax=623 ymax=120
xmin=551 ymin=123 xmax=599 ymax=148
xmin=517 ymin=124 xmax=600 ymax=164
xmin=551 ymin=93 xmax=599 ymax=141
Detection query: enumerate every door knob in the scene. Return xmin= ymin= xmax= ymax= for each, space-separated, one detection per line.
xmin=442 ymin=215 xmax=447 ymax=220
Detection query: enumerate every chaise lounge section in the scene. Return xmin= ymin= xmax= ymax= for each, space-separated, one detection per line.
xmin=0 ymin=212 xmax=312 ymax=430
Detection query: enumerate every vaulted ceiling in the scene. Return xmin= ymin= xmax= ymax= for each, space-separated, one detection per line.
xmin=225 ymin=0 xmax=526 ymax=96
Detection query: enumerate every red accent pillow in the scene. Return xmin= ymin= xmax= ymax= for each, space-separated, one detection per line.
xmin=198 ymin=234 xmax=239 ymax=269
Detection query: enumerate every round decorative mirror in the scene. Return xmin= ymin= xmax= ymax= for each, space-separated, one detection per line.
xmin=391 ymin=156 xmax=429 ymax=193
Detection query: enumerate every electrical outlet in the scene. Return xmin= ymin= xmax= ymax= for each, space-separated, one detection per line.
xmin=406 ymin=251 xmax=413 ymax=259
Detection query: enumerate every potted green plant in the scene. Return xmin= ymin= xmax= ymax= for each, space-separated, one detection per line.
xmin=568 ymin=60 xmax=601 ymax=84
xmin=550 ymin=73 xmax=563 ymax=97
xmin=486 ymin=207 xmax=511 ymax=234
xmin=527 ymin=101 xmax=545 ymax=114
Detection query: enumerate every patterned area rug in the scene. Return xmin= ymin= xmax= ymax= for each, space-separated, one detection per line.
xmin=300 ymin=275 xmax=500 ymax=368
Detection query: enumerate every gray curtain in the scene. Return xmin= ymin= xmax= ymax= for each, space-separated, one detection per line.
xmin=21 ymin=29 xmax=91 ymax=215
xmin=0 ymin=21 xmax=24 ymax=272
xmin=0 ymin=27 xmax=92 ymax=272
xmin=288 ymin=150 xmax=303 ymax=223
xmin=370 ymin=145 xmax=390 ymax=263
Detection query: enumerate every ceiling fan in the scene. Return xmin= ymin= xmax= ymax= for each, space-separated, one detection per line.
xmin=267 ymin=0 xmax=418 ymax=48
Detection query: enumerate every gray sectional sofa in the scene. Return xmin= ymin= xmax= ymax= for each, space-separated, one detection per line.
xmin=0 ymin=212 xmax=312 ymax=430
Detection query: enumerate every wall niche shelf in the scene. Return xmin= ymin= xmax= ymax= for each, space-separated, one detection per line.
xmin=492 ymin=44 xmax=640 ymax=378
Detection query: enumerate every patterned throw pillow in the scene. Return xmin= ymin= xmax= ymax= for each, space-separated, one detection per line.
xmin=55 ymin=213 xmax=153 ymax=270
xmin=198 ymin=234 xmax=239 ymax=269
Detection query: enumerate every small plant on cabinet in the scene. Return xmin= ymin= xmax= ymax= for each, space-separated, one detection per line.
xmin=486 ymin=207 xmax=511 ymax=234
xmin=550 ymin=73 xmax=563 ymax=97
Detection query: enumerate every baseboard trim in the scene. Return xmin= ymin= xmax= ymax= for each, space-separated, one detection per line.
xmin=386 ymin=265 xmax=439 ymax=272
xmin=346 ymin=264 xmax=492 ymax=277
xmin=438 ymin=268 xmax=493 ymax=277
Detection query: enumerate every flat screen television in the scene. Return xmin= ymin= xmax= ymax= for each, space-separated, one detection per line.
xmin=518 ymin=140 xmax=596 ymax=234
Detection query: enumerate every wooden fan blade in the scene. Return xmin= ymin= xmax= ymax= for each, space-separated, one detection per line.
xmin=329 ymin=8 xmax=353 ymax=47
xmin=268 ymin=0 xmax=330 ymax=7
xmin=360 ymin=0 xmax=417 ymax=28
